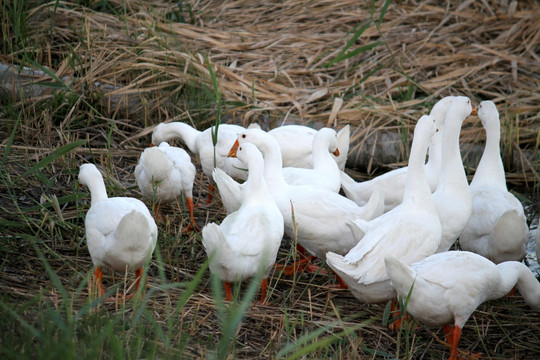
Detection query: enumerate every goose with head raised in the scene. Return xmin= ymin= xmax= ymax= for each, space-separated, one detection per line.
xmin=459 ymin=101 xmax=528 ymax=263
xmin=434 ymin=96 xmax=474 ymax=252
xmin=79 ymin=163 xmax=158 ymax=299
xmin=202 ymin=142 xmax=284 ymax=304
xmin=231 ymin=128 xmax=384 ymax=281
xmin=385 ymin=251 xmax=540 ymax=360
xmin=340 ymin=96 xmax=454 ymax=212
xmin=269 ymin=124 xmax=350 ymax=170
xmin=135 ymin=142 xmax=198 ymax=229
xmin=325 ymin=115 xmax=441 ymax=303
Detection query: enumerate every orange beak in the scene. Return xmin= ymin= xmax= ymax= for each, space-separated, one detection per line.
xmin=228 ymin=139 xmax=239 ymax=158
xmin=332 ymin=148 xmax=340 ymax=157
xmin=470 ymin=107 xmax=478 ymax=116
xmin=150 ymin=143 xmax=155 ymax=147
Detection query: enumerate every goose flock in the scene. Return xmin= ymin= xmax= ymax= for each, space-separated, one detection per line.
xmin=78 ymin=96 xmax=540 ymax=359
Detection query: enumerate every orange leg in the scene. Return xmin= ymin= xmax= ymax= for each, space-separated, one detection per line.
xmin=444 ymin=325 xmax=461 ymax=360
xmin=388 ymin=299 xmax=411 ymax=330
xmin=257 ymin=278 xmax=269 ymax=306
xmin=206 ymin=183 xmax=215 ymax=204
xmin=224 ymin=281 xmax=233 ymax=301
xmin=186 ymin=197 xmax=200 ymax=232
xmin=275 ymin=244 xmax=328 ymax=275
xmin=297 ymin=244 xmax=307 ymax=257
xmin=443 ymin=324 xmax=482 ymax=360
xmin=134 ymin=268 xmax=144 ymax=293
xmin=325 ymin=269 xmax=349 ymax=289
xmin=152 ymin=202 xmax=167 ymax=224
xmin=94 ymin=267 xmax=105 ymax=296
xmin=115 ymin=268 xmax=145 ymax=301
xmin=504 ymin=285 xmax=517 ymax=298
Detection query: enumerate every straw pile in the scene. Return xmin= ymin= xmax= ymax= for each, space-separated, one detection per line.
xmin=3 ymin=0 xmax=538 ymax=184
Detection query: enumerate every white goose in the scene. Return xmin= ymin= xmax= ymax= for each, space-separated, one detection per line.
xmin=216 ymin=127 xmax=344 ymax=214
xmin=269 ymin=124 xmax=350 ymax=170
xmin=214 ymin=127 xmax=342 ymax=207
xmin=232 ymin=128 xmax=384 ymax=281
xmin=134 ymin=142 xmax=198 ymax=229
xmin=325 ymin=115 xmax=441 ymax=303
xmin=385 ymin=252 xmax=540 ymax=360
xmin=340 ymin=96 xmax=454 ymax=212
xmin=202 ymin=142 xmax=284 ymax=304
xmin=282 ymin=127 xmax=341 ymax=192
xmin=434 ymin=96 xmax=474 ymax=252
xmin=79 ymin=163 xmax=158 ymax=299
xmin=151 ymin=122 xmax=247 ymax=201
xmin=459 ymin=101 xmax=528 ymax=263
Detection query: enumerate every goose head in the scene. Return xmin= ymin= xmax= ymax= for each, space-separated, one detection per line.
xmin=233 ymin=142 xmax=264 ymax=166
xmin=429 ymin=96 xmax=455 ymax=131
xmin=317 ymin=127 xmax=340 ymax=156
xmin=414 ymin=115 xmax=437 ymax=142
xmin=448 ymin=96 xmax=474 ymax=123
xmin=231 ymin=128 xmax=282 ymax=160
xmin=151 ymin=123 xmax=169 ymax=145
xmin=78 ymin=163 xmax=102 ymax=187
xmin=477 ymin=100 xmax=499 ymax=129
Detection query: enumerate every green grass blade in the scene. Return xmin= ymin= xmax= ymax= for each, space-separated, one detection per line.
xmin=330 ymin=41 xmax=382 ymax=65
xmin=15 ymin=140 xmax=86 ymax=181
xmin=24 ymin=57 xmax=70 ymax=90
xmin=343 ymin=63 xmax=385 ymax=99
xmin=323 ymin=20 xmax=374 ymax=68
xmin=33 ymin=244 xmax=70 ymax=305
xmin=0 ymin=300 xmax=41 ymax=339
xmin=378 ymin=0 xmax=392 ymax=27
xmin=382 ymin=300 xmax=392 ymax=326
xmin=276 ymin=320 xmax=370 ymax=360
xmin=1 ymin=116 xmax=19 ymax=168
xmin=205 ymin=54 xmax=222 ymax=169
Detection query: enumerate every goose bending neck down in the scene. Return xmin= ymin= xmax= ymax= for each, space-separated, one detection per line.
xmin=281 ymin=127 xmax=342 ymax=192
xmin=135 ymin=142 xmax=198 ymax=230
xmin=385 ymin=251 xmax=540 ymax=360
xmin=151 ymin=122 xmax=248 ymax=203
xmin=269 ymin=124 xmax=350 ymax=170
xmin=79 ymin=164 xmax=158 ymax=300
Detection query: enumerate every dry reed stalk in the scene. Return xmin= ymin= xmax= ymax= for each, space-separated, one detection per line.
xmin=1 ymin=2 xmax=539 ymax=356
xmin=3 ymin=0 xmax=535 ymax=185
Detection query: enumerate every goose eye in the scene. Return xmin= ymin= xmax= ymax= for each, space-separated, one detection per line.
xmin=242 ymin=134 xmax=246 ymax=138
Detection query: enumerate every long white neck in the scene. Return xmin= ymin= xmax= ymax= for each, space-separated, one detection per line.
xmin=426 ymin=97 xmax=453 ymax=172
xmin=258 ymin=137 xmax=288 ymax=189
xmin=87 ymin=174 xmax=109 ymax=206
xmin=242 ymin=152 xmax=272 ymax=206
xmin=437 ymin=110 xmax=468 ymax=192
xmin=492 ymin=262 xmax=540 ymax=311
xmin=403 ymin=121 xmax=433 ymax=207
xmin=470 ymin=117 xmax=506 ymax=190
xmin=154 ymin=123 xmax=201 ymax=153
xmin=312 ymin=134 xmax=336 ymax=170
xmin=425 ymin=129 xmax=442 ymax=174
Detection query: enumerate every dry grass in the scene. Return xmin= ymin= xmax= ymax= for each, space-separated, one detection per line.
xmin=1 ymin=0 xmax=540 ymax=359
